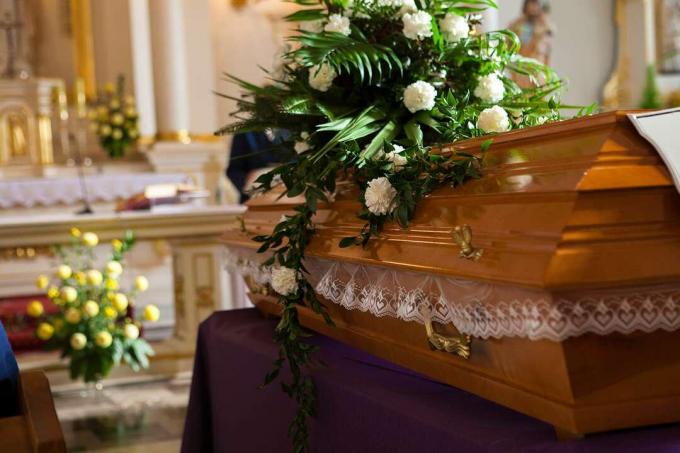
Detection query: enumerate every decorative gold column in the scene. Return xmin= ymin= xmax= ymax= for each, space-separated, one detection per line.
xmin=69 ymin=0 xmax=96 ymax=99
xmin=36 ymin=114 xmax=54 ymax=165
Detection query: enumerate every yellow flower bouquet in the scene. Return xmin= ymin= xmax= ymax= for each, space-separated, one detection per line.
xmin=27 ymin=228 xmax=159 ymax=383
xmin=89 ymin=75 xmax=139 ymax=159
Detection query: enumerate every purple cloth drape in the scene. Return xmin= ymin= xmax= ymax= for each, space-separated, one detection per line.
xmin=182 ymin=308 xmax=680 ymax=452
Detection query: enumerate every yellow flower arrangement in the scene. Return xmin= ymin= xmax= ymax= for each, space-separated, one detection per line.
xmin=26 ymin=300 xmax=44 ymax=318
xmin=28 ymin=229 xmax=157 ymax=383
xmin=36 ymin=274 xmax=49 ymax=289
xmin=56 ymin=264 xmax=72 ymax=280
xmin=90 ymin=76 xmax=139 ymax=159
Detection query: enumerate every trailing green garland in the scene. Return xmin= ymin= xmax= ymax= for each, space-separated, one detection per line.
xmin=221 ymin=1 xmax=593 ymax=450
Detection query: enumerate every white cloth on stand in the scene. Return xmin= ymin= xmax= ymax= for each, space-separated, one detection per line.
xmin=0 ymin=173 xmax=189 ymax=209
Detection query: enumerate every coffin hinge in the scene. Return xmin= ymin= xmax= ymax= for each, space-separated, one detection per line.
xmin=451 ymin=224 xmax=484 ymax=261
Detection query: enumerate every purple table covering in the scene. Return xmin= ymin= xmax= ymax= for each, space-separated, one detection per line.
xmin=182 ymin=309 xmax=679 ymax=452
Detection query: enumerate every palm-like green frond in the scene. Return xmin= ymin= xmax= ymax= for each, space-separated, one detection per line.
xmin=508 ymin=54 xmax=560 ymax=85
xmin=288 ymin=32 xmax=402 ymax=84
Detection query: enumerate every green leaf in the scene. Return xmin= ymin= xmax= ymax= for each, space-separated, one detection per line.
xmin=404 ymin=120 xmax=423 ymax=146
xmin=288 ymin=32 xmax=402 ymax=84
xmin=359 ymin=120 xmax=399 ymax=160
xmin=339 ymin=237 xmax=357 ymax=248
xmin=480 ymin=139 xmax=493 ymax=152
xmin=281 ymin=96 xmax=321 ymax=115
xmin=414 ymin=111 xmax=441 ymax=132
xmin=284 ymin=9 xmax=326 ymax=22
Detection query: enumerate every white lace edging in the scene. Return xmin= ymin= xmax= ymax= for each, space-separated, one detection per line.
xmin=224 ymin=246 xmax=680 ymax=341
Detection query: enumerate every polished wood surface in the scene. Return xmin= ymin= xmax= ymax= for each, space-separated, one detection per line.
xmin=223 ymin=110 xmax=680 ymax=436
xmin=240 ymin=111 xmax=680 ymax=290
xmin=0 ymin=371 xmax=66 ymax=452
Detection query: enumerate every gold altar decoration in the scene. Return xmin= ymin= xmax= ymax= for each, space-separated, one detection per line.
xmin=0 ymin=79 xmax=62 ymax=169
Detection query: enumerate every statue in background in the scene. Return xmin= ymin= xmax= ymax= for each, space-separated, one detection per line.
xmin=509 ymin=0 xmax=554 ymax=87
xmin=0 ymin=0 xmax=33 ymax=79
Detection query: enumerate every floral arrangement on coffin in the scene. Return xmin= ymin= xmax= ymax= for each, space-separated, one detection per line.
xmin=26 ymin=229 xmax=159 ymax=384
xmin=221 ymin=0 xmax=593 ymax=450
xmin=89 ymin=76 xmax=140 ymax=159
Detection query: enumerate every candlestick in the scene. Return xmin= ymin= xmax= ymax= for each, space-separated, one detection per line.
xmin=55 ymin=85 xmax=68 ymax=122
xmin=75 ymin=78 xmax=87 ymax=119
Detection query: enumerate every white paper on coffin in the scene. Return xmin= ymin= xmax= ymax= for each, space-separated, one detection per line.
xmin=629 ymin=108 xmax=680 ymax=193
xmin=224 ymin=246 xmax=680 ymax=341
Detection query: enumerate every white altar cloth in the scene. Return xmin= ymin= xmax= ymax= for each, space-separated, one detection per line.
xmin=0 ymin=172 xmax=189 ymax=208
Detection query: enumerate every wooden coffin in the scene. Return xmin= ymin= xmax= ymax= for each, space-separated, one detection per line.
xmin=222 ymin=110 xmax=680 ymax=438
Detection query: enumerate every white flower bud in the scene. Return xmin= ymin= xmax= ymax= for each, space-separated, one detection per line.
xmin=477 ymin=106 xmax=511 ymax=134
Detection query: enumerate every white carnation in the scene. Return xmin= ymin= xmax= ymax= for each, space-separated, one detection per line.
xmin=300 ymin=20 xmax=324 ymax=33
xmin=294 ymin=132 xmax=311 ymax=154
xmin=372 ymin=144 xmax=407 ymax=172
xmin=439 ymin=13 xmax=469 ymax=43
xmin=324 ymin=14 xmax=351 ymax=36
xmin=377 ymin=0 xmax=417 ymax=15
xmin=477 ymin=106 xmax=511 ymax=134
xmin=308 ymin=63 xmax=337 ymax=92
xmin=474 ymin=73 xmax=505 ymax=103
xmin=386 ymin=145 xmax=407 ymax=171
xmin=345 ymin=0 xmax=371 ymax=18
xmin=402 ymin=11 xmax=433 ymax=40
xmin=398 ymin=0 xmax=417 ymax=16
xmin=365 ymin=177 xmax=398 ymax=215
xmin=271 ymin=267 xmax=298 ymax=297
xmin=403 ymin=81 xmax=437 ymax=113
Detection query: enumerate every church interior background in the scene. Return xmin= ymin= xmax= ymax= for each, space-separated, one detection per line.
xmin=1 ymin=0 xmax=680 ymax=452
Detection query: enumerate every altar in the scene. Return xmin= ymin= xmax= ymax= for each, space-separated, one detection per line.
xmin=0 ymin=204 xmax=245 ymax=382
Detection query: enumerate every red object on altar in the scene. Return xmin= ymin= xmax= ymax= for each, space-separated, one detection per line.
xmin=0 ymin=295 xmax=57 ymax=351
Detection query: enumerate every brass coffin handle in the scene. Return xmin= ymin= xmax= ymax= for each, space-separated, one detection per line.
xmin=424 ymin=317 xmax=471 ymax=359
xmin=451 ymin=224 xmax=483 ymax=261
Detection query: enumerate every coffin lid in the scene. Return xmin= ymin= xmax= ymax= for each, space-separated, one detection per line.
xmin=224 ymin=110 xmax=680 ymax=293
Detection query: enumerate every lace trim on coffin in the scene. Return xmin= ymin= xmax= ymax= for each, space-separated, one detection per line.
xmin=224 ymin=247 xmax=680 ymax=341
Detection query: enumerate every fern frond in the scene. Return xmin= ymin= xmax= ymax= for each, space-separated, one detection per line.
xmin=288 ymin=32 xmax=402 ymax=84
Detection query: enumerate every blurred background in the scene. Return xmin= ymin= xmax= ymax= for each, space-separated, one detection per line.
xmin=0 ymin=0 xmax=677 ymax=451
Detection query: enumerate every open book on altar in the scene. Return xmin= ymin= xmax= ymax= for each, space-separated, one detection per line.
xmin=223 ymin=110 xmax=680 ymax=439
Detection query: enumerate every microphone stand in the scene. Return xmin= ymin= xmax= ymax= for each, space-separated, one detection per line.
xmin=73 ymin=119 xmax=93 ymax=215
